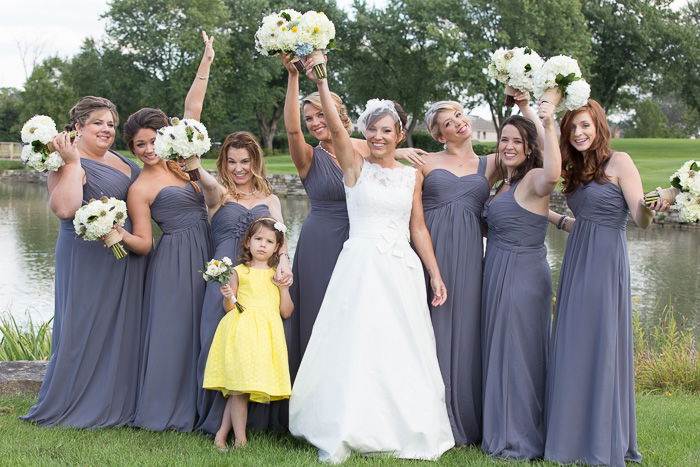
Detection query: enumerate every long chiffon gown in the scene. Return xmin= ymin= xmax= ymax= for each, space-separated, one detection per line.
xmin=545 ymin=179 xmax=642 ymax=466
xmin=131 ymin=183 xmax=212 ymax=432
xmin=21 ymin=152 xmax=148 ymax=428
xmin=195 ymin=202 xmax=273 ymax=435
xmin=287 ymin=147 xmax=349 ymax=380
xmin=480 ymin=181 xmax=551 ymax=459
xmin=421 ymin=158 xmax=489 ymax=446
xmin=290 ymin=162 xmax=454 ymax=463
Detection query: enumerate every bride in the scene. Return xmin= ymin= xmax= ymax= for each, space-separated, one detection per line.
xmin=288 ymin=60 xmax=455 ymax=463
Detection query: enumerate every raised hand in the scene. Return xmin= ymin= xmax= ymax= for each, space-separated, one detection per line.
xmin=537 ymin=101 xmax=556 ymax=126
xmin=201 ymin=31 xmax=214 ymax=63
xmin=304 ymin=53 xmax=328 ymax=84
xmin=51 ymin=131 xmax=81 ymax=164
xmin=281 ymin=53 xmax=303 ymax=75
xmin=513 ymin=90 xmax=532 ymax=111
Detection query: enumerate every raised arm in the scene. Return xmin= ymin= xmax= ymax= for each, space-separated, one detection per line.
xmin=409 ymin=171 xmax=447 ymax=307
xmin=183 ymin=31 xmax=214 ymax=121
xmin=195 ymin=166 xmax=225 ymax=210
xmin=281 ymin=54 xmax=314 ymax=177
xmin=515 ymin=91 xmax=545 ymax=150
xmin=47 ymin=132 xmax=85 ymax=219
xmin=529 ymin=101 xmax=561 ymax=197
xmin=308 ymin=70 xmax=362 ymax=184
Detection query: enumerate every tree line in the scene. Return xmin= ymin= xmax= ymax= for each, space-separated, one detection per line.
xmin=1 ymin=0 xmax=698 ymax=150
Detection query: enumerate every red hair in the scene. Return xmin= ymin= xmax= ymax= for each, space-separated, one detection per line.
xmin=560 ymin=99 xmax=612 ymax=194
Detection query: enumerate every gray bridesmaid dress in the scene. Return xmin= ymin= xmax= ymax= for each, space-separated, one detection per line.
xmin=195 ymin=202 xmax=272 ymax=435
xmin=421 ymin=157 xmax=490 ymax=446
xmin=21 ymin=152 xmax=148 ymax=428
xmin=131 ymin=183 xmax=212 ymax=432
xmin=545 ymin=179 xmax=642 ymax=466
xmin=481 ymin=181 xmax=551 ymax=459
xmin=287 ymin=147 xmax=349 ymax=380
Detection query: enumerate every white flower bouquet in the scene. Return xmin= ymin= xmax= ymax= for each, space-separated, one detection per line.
xmin=488 ymin=47 xmax=544 ymax=107
xmin=201 ymin=257 xmax=245 ymax=312
xmin=533 ymin=55 xmax=590 ymax=111
xmin=154 ymin=117 xmax=211 ymax=181
xmin=19 ymin=115 xmax=68 ymax=172
xmin=73 ymin=196 xmax=129 ymax=259
xmin=645 ymin=160 xmax=700 ymax=222
xmin=255 ymin=9 xmax=336 ymax=78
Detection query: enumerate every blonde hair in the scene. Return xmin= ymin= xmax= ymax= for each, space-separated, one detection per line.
xmin=216 ymin=131 xmax=272 ymax=201
xmin=425 ymin=101 xmax=466 ymax=141
xmin=302 ymin=91 xmax=353 ymax=133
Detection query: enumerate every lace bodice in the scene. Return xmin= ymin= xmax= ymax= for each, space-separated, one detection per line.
xmin=345 ymin=162 xmax=416 ymax=242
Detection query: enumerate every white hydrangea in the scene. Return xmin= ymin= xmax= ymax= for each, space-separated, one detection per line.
xmin=298 ymin=10 xmax=335 ymax=50
xmin=671 ymin=160 xmax=700 ymax=196
xmin=44 ymin=152 xmax=65 ymax=171
xmin=21 ymin=115 xmax=58 ymax=145
xmin=73 ymin=197 xmax=128 ymax=241
xmin=504 ymin=47 xmax=544 ymax=92
xmin=562 ymin=79 xmax=591 ymax=111
xmin=533 ymin=55 xmax=581 ymax=100
xmin=674 ymin=192 xmax=700 ymax=223
xmin=154 ymin=118 xmax=211 ymax=161
xmin=487 ymin=48 xmax=511 ymax=83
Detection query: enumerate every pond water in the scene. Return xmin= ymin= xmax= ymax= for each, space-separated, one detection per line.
xmin=1 ymin=180 xmax=698 ymax=338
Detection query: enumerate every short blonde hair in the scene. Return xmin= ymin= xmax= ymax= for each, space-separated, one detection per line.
xmin=425 ymin=101 xmax=466 ymax=140
xmin=302 ymin=91 xmax=353 ymax=133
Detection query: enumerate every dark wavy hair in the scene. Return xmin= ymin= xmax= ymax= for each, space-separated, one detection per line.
xmin=494 ymin=115 xmax=542 ymax=187
xmin=123 ymin=108 xmax=199 ymax=191
xmin=560 ymin=99 xmax=612 ymax=195
xmin=239 ymin=217 xmax=284 ymax=268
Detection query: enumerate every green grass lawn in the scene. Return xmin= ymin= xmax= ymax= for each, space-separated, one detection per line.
xmin=1 ymin=393 xmax=698 ymax=466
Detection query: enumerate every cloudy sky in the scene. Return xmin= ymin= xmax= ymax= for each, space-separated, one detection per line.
xmin=0 ymin=0 xmax=388 ymax=89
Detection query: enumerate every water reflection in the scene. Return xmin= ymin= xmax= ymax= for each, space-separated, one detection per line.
xmin=1 ymin=180 xmax=698 ymax=338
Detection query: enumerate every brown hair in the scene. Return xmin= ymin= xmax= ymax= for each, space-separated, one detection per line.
xmin=239 ymin=217 xmax=284 ymax=267
xmin=560 ymin=99 xmax=612 ymax=194
xmin=216 ymin=131 xmax=272 ymax=201
xmin=302 ymin=91 xmax=353 ymax=133
xmin=425 ymin=101 xmax=466 ymax=141
xmin=494 ymin=115 xmax=542 ymax=187
xmin=364 ymin=101 xmax=408 ymax=145
xmin=123 ymin=108 xmax=199 ymax=191
xmin=66 ymin=96 xmax=119 ymax=131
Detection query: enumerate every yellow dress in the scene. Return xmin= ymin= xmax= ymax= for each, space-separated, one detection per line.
xmin=203 ymin=264 xmax=291 ymax=403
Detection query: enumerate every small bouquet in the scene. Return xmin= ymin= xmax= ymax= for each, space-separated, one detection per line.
xmin=73 ymin=196 xmax=129 ymax=259
xmin=644 ymin=160 xmax=700 ymax=222
xmin=201 ymin=257 xmax=245 ymax=312
xmin=255 ymin=9 xmax=336 ymax=78
xmin=533 ymin=55 xmax=590 ymax=112
xmin=154 ymin=117 xmax=211 ymax=181
xmin=19 ymin=115 xmax=70 ymax=172
xmin=487 ymin=47 xmax=544 ymax=107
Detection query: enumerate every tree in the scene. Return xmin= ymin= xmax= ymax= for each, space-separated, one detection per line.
xmin=0 ymin=88 xmax=22 ymax=141
xmin=625 ymin=99 xmax=669 ymax=137
xmin=18 ymin=56 xmax=77 ymax=131
xmin=581 ymin=0 xmax=682 ymax=112
xmin=431 ymin=0 xmax=592 ymax=130
xmin=337 ymin=0 xmax=453 ymax=146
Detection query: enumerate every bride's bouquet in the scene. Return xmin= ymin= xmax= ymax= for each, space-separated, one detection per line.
xmin=154 ymin=117 xmax=211 ymax=181
xmin=645 ymin=160 xmax=700 ymax=222
xmin=19 ymin=115 xmax=69 ymax=172
xmin=73 ymin=196 xmax=129 ymax=259
xmin=201 ymin=256 xmax=245 ymax=312
xmin=255 ymin=9 xmax=336 ymax=78
xmin=533 ymin=55 xmax=590 ymax=112
xmin=488 ymin=47 xmax=544 ymax=107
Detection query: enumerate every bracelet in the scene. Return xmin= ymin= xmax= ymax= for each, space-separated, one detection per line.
xmin=280 ymin=252 xmax=290 ymax=259
xmin=197 ymin=75 xmax=209 ymax=80
xmin=556 ymin=215 xmax=569 ymax=230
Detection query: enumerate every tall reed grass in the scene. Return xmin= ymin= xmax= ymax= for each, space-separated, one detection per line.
xmin=0 ymin=314 xmax=52 ymax=361
xmin=634 ymin=307 xmax=699 ymax=393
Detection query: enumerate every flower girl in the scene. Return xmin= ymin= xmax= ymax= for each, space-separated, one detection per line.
xmin=203 ymin=217 xmax=294 ymax=449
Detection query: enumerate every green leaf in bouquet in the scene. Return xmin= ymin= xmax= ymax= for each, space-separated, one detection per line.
xmin=555 ymin=72 xmax=580 ymax=88
xmin=327 ymin=38 xmax=338 ymax=51
xmin=281 ymin=12 xmax=291 ymax=21
xmin=671 ymin=175 xmax=682 ymax=191
xmin=690 ymin=162 xmax=698 ymax=172
xmin=524 ymin=47 xmax=532 ymax=54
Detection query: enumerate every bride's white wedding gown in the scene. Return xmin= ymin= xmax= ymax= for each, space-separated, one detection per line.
xmin=289 ymin=161 xmax=454 ymax=463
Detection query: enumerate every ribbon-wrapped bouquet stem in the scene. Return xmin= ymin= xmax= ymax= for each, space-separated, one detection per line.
xmin=73 ymin=196 xmax=129 ymax=260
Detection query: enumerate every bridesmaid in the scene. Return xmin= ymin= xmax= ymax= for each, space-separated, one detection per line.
xmin=122 ymin=32 xmax=215 ymax=432
xmin=480 ymin=101 xmax=558 ymax=459
xmin=544 ymin=99 xmax=666 ymax=466
xmin=195 ymin=131 xmax=292 ymax=439
xmin=420 ymin=100 xmax=489 ymax=445
xmin=21 ymin=96 xmax=147 ymax=427
xmin=280 ymin=54 xmax=424 ymax=381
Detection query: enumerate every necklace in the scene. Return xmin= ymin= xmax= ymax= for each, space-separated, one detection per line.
xmin=318 ymin=142 xmax=337 ymax=159
xmin=236 ymin=187 xmax=258 ymax=196
xmin=503 ymin=177 xmax=512 ymax=185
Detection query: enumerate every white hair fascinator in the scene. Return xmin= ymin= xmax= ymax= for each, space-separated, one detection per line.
xmin=356 ymin=99 xmax=403 ymax=136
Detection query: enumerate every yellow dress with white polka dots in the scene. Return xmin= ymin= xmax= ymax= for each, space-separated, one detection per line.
xmin=203 ymin=264 xmax=291 ymax=403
